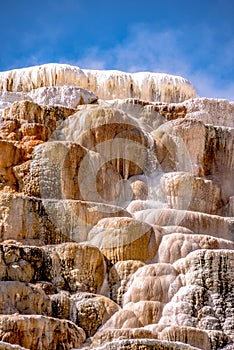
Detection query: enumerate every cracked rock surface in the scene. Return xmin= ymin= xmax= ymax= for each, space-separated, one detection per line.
xmin=0 ymin=64 xmax=233 ymax=350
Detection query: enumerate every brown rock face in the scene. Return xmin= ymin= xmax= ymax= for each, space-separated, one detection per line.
xmin=0 ymin=65 xmax=234 ymax=350
xmin=69 ymin=293 xmax=120 ymax=337
xmin=153 ymin=118 xmax=234 ymax=203
xmin=0 ymin=342 xmax=28 ymax=350
xmin=0 ymin=314 xmax=86 ymax=349
xmin=90 ymin=328 xmax=158 ymax=348
xmin=0 ymin=100 xmax=75 ymax=194
xmin=53 ymin=106 xmax=151 ymax=181
xmin=160 ymin=172 xmax=222 ymax=214
xmin=123 ymin=300 xmax=163 ymax=326
xmin=88 ymin=217 xmax=160 ymax=264
xmin=0 ymin=243 xmax=44 ymax=282
xmin=90 ymin=338 xmax=201 ymax=349
xmin=159 ymin=326 xmax=229 ymax=350
xmin=108 ymin=260 xmax=145 ymax=305
xmin=0 ymin=193 xmax=131 ymax=244
xmin=43 ymin=242 xmax=105 ymax=293
xmin=0 ymin=281 xmax=52 ymax=316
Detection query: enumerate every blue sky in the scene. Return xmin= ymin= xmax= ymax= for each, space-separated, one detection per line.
xmin=1 ymin=0 xmax=234 ymax=100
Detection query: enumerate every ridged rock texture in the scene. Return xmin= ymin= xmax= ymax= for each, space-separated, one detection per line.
xmin=0 ymin=63 xmax=233 ymax=350
xmin=0 ymin=63 xmax=196 ymax=103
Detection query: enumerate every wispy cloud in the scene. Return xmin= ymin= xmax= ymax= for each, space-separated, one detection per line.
xmin=76 ymin=24 xmax=191 ymax=75
xmin=191 ymin=73 xmax=234 ymax=101
xmin=3 ymin=20 xmax=233 ymax=101
xmin=63 ymin=47 xmax=106 ymax=70
xmin=75 ymin=24 xmax=234 ymax=101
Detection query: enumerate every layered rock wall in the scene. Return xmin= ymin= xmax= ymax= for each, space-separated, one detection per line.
xmin=0 ymin=63 xmax=196 ymax=103
xmin=0 ymin=64 xmax=233 ymax=350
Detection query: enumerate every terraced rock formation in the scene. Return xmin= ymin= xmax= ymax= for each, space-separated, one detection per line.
xmin=0 ymin=64 xmax=233 ymax=350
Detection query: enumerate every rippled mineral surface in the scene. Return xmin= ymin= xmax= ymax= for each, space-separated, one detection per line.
xmin=0 ymin=63 xmax=233 ymax=350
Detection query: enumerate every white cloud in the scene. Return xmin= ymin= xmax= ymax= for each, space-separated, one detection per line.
xmin=76 ymin=24 xmax=234 ymax=101
xmin=5 ymin=22 xmax=233 ymax=101
xmin=77 ymin=25 xmax=191 ymax=76
xmin=68 ymin=47 xmax=106 ymax=70
xmin=191 ymin=73 xmax=234 ymax=101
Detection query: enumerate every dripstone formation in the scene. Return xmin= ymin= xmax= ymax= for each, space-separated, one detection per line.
xmin=0 ymin=63 xmax=233 ymax=350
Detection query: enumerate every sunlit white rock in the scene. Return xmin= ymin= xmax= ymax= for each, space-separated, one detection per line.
xmin=28 ymin=86 xmax=97 ymax=108
xmin=84 ymin=69 xmax=197 ymax=102
xmin=0 ymin=86 xmax=97 ymax=110
xmin=0 ymin=63 xmax=197 ymax=103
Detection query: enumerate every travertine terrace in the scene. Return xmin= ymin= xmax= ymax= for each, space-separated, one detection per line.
xmin=0 ymin=63 xmax=233 ymax=350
